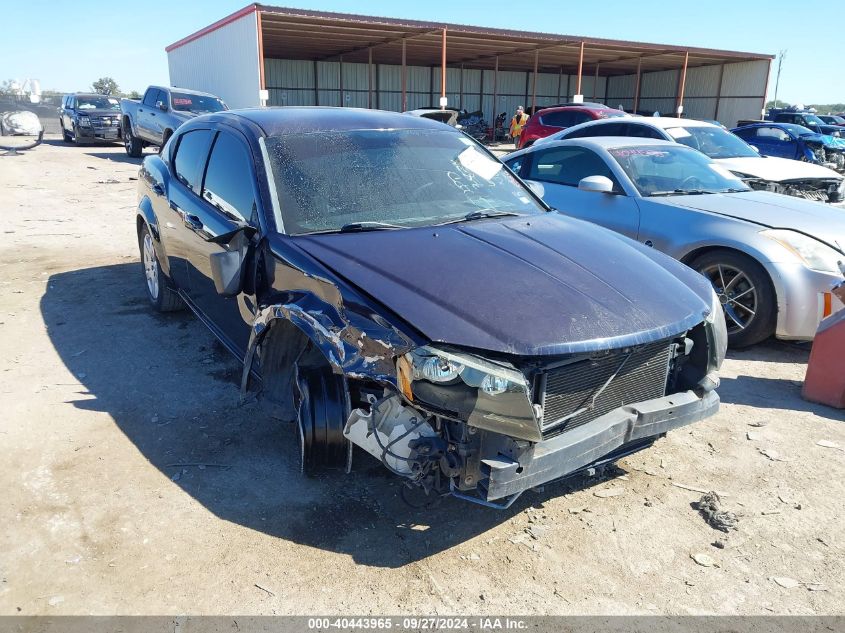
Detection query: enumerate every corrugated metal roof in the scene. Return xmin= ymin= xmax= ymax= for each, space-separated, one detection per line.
xmin=167 ymin=3 xmax=773 ymax=76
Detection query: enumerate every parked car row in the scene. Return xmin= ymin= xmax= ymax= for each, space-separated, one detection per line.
xmin=534 ymin=116 xmax=845 ymax=204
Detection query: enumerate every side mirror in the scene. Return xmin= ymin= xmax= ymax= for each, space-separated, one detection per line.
xmin=158 ymin=102 xmax=168 ymax=112
xmin=525 ymin=180 xmax=545 ymax=198
xmin=578 ymin=175 xmax=615 ymax=194
xmin=209 ymin=229 xmax=254 ymax=296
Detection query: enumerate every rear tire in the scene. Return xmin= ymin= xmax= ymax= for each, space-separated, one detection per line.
xmin=123 ymin=121 xmax=143 ymax=158
xmin=689 ymin=249 xmax=776 ymax=348
xmin=294 ymin=360 xmax=350 ymax=476
xmin=138 ymin=224 xmax=183 ymax=312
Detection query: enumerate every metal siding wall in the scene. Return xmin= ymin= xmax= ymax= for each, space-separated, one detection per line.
xmin=167 ymin=12 xmax=260 ymax=109
xmin=721 ymin=60 xmax=768 ymax=96
xmin=606 ymin=74 xmax=636 ymax=110
xmin=683 ymin=97 xmax=718 ymax=120
xmin=685 ymin=65 xmax=721 ymax=97
xmin=718 ymin=98 xmax=763 ymax=127
xmin=256 ymin=53 xmax=768 ymax=127
xmin=265 ymin=59 xmax=315 ymax=106
xmin=641 ymin=69 xmax=679 ymax=99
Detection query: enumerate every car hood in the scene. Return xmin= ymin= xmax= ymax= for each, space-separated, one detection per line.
xmin=649 ymin=190 xmax=845 ymax=250
xmin=77 ymin=109 xmax=121 ymax=118
xmin=715 ymin=156 xmax=842 ymax=182
xmin=801 ymin=131 xmax=845 ymax=149
xmin=293 ymin=214 xmax=711 ymax=356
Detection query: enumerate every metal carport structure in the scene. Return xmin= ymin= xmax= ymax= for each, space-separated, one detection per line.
xmin=167 ymin=4 xmax=773 ymax=127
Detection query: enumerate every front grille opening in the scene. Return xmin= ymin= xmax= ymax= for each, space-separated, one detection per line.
xmin=538 ymin=339 xmax=672 ymax=437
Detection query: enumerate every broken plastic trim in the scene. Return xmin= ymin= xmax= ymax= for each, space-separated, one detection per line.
xmin=448 ymin=479 xmax=523 ymax=509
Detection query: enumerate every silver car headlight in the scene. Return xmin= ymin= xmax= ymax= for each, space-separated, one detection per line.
xmin=762 ymin=229 xmax=843 ymax=273
xmin=398 ymin=346 xmax=540 ymax=441
xmin=705 ymin=287 xmax=728 ymax=370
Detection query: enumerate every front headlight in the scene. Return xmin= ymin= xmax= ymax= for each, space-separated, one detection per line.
xmin=409 ymin=346 xmax=527 ymax=396
xmin=78 ymin=115 xmax=91 ymax=127
xmin=705 ymin=287 xmax=728 ymax=369
xmin=761 ymin=229 xmax=843 ymax=273
xmin=400 ymin=346 xmax=540 ymax=441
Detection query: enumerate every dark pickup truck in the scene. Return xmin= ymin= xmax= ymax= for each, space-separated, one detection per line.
xmin=120 ymin=86 xmax=227 ymax=157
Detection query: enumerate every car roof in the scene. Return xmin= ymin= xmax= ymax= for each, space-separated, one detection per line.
xmin=151 ymin=85 xmax=221 ymax=97
xmin=535 ymin=105 xmax=621 ymax=114
xmin=218 ymin=107 xmax=453 ymax=136
xmin=507 ymin=136 xmax=679 ymax=158
xmin=69 ymin=93 xmax=116 ymax=98
xmin=588 ymin=116 xmax=714 ymax=129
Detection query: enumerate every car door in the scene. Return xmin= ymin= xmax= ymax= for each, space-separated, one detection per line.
xmin=137 ymin=89 xmax=161 ymax=141
xmin=519 ymin=146 xmax=640 ymax=238
xmin=182 ymin=128 xmax=261 ymax=355
xmin=158 ymin=128 xmax=216 ymax=291
xmin=63 ymin=97 xmax=75 ymax=130
xmin=751 ymin=126 xmax=796 ymax=159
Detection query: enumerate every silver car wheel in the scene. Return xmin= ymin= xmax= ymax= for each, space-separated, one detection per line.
xmin=702 ymin=263 xmax=757 ymax=334
xmin=142 ymin=232 xmax=159 ymax=301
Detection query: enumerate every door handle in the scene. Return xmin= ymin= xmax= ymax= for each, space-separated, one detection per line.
xmin=152 ymin=183 xmax=164 ymax=195
xmin=184 ymin=214 xmax=204 ymax=232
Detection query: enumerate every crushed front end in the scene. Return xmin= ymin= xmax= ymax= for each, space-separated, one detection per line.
xmin=343 ymin=292 xmax=727 ymax=507
xmin=743 ymin=176 xmax=845 ymax=204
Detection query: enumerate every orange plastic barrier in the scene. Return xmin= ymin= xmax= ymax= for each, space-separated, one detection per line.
xmin=803 ymin=307 xmax=845 ymax=409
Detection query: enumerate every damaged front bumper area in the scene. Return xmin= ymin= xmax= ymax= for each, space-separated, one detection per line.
xmin=477 ymin=389 xmax=718 ymax=502
xmin=743 ymin=176 xmax=845 ymax=204
xmin=343 ymin=303 xmax=727 ymax=508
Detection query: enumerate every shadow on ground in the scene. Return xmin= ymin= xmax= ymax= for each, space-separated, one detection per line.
xmin=83 ymin=151 xmax=145 ymax=165
xmin=726 ymin=339 xmax=812 ymax=365
xmin=42 ymin=263 xmax=622 ymax=568
xmin=719 ymin=374 xmax=845 ymax=421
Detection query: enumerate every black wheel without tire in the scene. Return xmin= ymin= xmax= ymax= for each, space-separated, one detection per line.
xmin=294 ymin=363 xmax=350 ymax=476
xmin=124 ymin=121 xmax=143 ymax=158
xmin=138 ymin=224 xmax=183 ymax=312
xmin=690 ymin=249 xmax=776 ymax=348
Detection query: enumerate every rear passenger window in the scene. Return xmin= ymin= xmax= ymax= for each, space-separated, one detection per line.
xmin=540 ymin=111 xmax=575 ymax=127
xmin=142 ymin=90 xmax=159 ymax=107
xmin=626 ymin=124 xmax=664 ymax=139
xmin=173 ymin=129 xmax=213 ymax=192
xmin=202 ymin=132 xmax=256 ymax=224
xmin=565 ymin=122 xmax=623 ymax=138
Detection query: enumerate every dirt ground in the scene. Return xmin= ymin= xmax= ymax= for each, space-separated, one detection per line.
xmin=0 ymin=136 xmax=843 ymax=616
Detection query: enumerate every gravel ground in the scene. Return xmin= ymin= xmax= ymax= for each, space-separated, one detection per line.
xmin=0 ymin=137 xmax=843 ymax=616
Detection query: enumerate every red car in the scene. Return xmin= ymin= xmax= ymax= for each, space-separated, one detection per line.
xmin=517 ymin=105 xmax=628 ymax=149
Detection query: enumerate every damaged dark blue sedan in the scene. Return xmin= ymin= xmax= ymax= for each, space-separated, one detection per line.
xmin=135 ymin=107 xmax=727 ymax=507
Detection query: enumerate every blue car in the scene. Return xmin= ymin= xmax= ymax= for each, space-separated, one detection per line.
xmin=732 ymin=122 xmax=845 ymax=171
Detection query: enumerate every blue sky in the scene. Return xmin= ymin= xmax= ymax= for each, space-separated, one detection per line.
xmin=3 ymin=0 xmax=838 ymax=104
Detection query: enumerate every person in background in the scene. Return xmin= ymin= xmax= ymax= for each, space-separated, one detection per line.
xmin=509 ymin=106 xmax=529 ymax=142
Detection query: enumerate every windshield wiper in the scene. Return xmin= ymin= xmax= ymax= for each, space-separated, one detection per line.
xmin=339 ymin=221 xmax=405 ymax=232
xmin=297 ymin=221 xmax=406 ymax=235
xmin=435 ymin=209 xmax=521 ymax=225
xmin=649 ymin=189 xmax=717 ymax=197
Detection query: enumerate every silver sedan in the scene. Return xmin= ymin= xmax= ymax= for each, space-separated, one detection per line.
xmin=504 ymin=137 xmax=845 ymax=347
